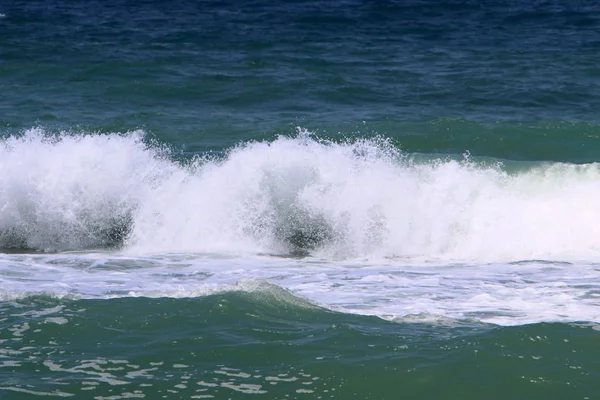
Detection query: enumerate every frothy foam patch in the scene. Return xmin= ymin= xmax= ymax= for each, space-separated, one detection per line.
xmin=1 ymin=252 xmax=600 ymax=325
xmin=3 ymin=128 xmax=600 ymax=261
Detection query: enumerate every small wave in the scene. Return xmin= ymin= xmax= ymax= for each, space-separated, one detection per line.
xmin=0 ymin=278 xmax=321 ymax=314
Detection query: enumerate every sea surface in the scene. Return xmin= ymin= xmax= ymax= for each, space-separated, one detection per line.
xmin=2 ymin=0 xmax=600 ymax=398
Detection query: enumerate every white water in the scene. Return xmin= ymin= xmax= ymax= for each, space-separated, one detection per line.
xmin=2 ymin=128 xmax=600 ymax=325
xmin=1 ymin=252 xmax=599 ymax=326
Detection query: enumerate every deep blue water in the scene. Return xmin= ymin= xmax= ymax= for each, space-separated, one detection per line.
xmin=3 ymin=0 xmax=600 ymax=158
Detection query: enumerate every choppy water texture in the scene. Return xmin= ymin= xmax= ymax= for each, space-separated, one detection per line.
xmin=2 ymin=0 xmax=600 ymax=398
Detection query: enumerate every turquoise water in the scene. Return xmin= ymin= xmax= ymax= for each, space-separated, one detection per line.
xmin=2 ymin=1 xmax=600 ymax=398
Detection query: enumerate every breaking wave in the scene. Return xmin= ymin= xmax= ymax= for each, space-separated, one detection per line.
xmin=2 ymin=128 xmax=600 ymax=262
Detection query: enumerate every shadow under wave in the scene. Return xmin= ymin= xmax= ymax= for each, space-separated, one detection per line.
xmin=0 ymin=211 xmax=133 ymax=253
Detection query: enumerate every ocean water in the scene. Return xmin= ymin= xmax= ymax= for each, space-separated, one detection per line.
xmin=2 ymin=0 xmax=600 ymax=398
